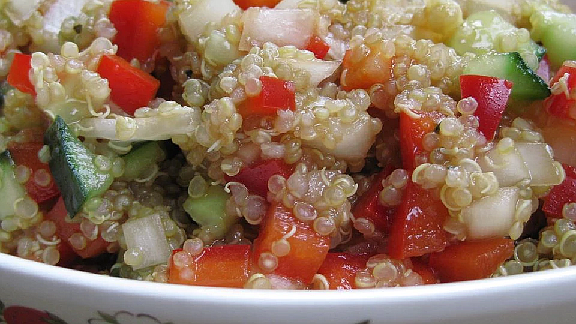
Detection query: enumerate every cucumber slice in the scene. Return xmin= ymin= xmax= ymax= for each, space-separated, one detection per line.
xmin=531 ymin=11 xmax=576 ymax=68
xmin=121 ymin=141 xmax=165 ymax=181
xmin=183 ymin=185 xmax=236 ymax=240
xmin=0 ymin=151 xmax=26 ymax=220
xmin=463 ymin=52 xmax=550 ymax=100
xmin=449 ymin=10 xmax=544 ymax=70
xmin=44 ymin=116 xmax=114 ymax=217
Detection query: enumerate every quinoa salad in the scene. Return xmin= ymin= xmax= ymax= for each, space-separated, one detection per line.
xmin=0 ymin=0 xmax=575 ymax=290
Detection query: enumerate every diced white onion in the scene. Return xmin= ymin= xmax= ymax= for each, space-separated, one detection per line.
xmin=178 ymin=0 xmax=241 ymax=41
xmin=277 ymin=58 xmax=341 ymax=88
xmin=122 ymin=214 xmax=171 ymax=270
xmin=478 ymin=145 xmax=530 ymax=187
xmin=43 ymin=0 xmax=89 ymax=34
xmin=4 ymin=0 xmax=42 ymax=26
xmin=515 ymin=142 xmax=564 ymax=186
xmin=461 ymin=187 xmax=519 ymax=240
xmin=239 ymin=8 xmax=316 ymax=51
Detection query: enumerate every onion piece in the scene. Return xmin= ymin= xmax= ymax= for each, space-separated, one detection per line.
xmin=75 ymin=105 xmax=201 ymax=141
xmin=122 ymin=214 xmax=171 ymax=270
xmin=239 ymin=8 xmax=317 ymax=51
xmin=478 ymin=145 xmax=530 ymax=187
xmin=277 ymin=58 xmax=341 ymax=88
xmin=43 ymin=0 xmax=89 ymax=34
xmin=275 ymin=0 xmax=318 ymax=9
xmin=178 ymin=0 xmax=241 ymax=42
xmin=4 ymin=0 xmax=42 ymax=26
xmin=460 ymin=187 xmax=519 ymax=240
xmin=515 ymin=142 xmax=564 ymax=186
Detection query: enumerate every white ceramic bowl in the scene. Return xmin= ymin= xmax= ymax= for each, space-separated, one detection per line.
xmin=1 ymin=252 xmax=576 ymax=324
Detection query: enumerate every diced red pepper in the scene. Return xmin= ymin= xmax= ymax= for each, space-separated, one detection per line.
xmin=460 ymin=75 xmax=513 ymax=141
xmin=428 ymin=238 xmax=515 ymax=282
xmin=316 ymin=253 xmax=369 ymax=289
xmin=45 ymin=197 xmax=111 ymax=259
xmin=225 ymin=158 xmax=293 ymax=197
xmin=306 ymin=35 xmax=330 ymax=60
xmin=545 ymin=62 xmax=576 ymax=120
xmin=542 ymin=164 xmax=576 ymax=218
xmin=97 ymin=55 xmax=160 ymax=115
xmin=233 ymin=0 xmax=281 ymax=9
xmin=410 ymin=258 xmax=439 ymax=284
xmin=8 ymin=142 xmax=60 ymax=204
xmin=253 ymin=203 xmax=330 ymax=284
xmin=109 ymin=0 xmax=170 ymax=65
xmin=238 ymin=76 xmax=295 ymax=118
xmin=7 ymin=53 xmax=35 ymax=95
xmin=56 ymin=240 xmax=79 ymax=268
xmin=399 ymin=110 xmax=444 ymax=171
xmin=387 ymin=181 xmax=449 ymax=259
xmin=351 ymin=166 xmax=395 ymax=233
xmin=341 ymin=41 xmax=393 ymax=91
xmin=168 ymin=245 xmax=252 ymax=288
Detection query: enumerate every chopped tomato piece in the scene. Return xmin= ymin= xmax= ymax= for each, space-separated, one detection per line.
xmin=351 ymin=166 xmax=395 ymax=233
xmin=109 ymin=0 xmax=170 ymax=64
xmin=460 ymin=75 xmax=513 ymax=141
xmin=399 ymin=110 xmax=444 ymax=171
xmin=387 ymin=181 xmax=449 ymax=259
xmin=238 ymin=76 xmax=295 ymax=117
xmin=542 ymin=164 xmax=576 ymax=218
xmin=168 ymin=245 xmax=251 ymax=288
xmin=225 ymin=158 xmax=293 ymax=197
xmin=97 ymin=55 xmax=160 ymax=115
xmin=233 ymin=0 xmax=281 ymax=9
xmin=253 ymin=203 xmax=330 ymax=284
xmin=545 ymin=62 xmax=576 ymax=120
xmin=428 ymin=238 xmax=514 ymax=282
xmin=341 ymin=41 xmax=393 ymax=91
xmin=45 ymin=197 xmax=110 ymax=259
xmin=306 ymin=35 xmax=330 ymax=60
xmin=410 ymin=258 xmax=439 ymax=284
xmin=56 ymin=240 xmax=79 ymax=267
xmin=8 ymin=142 xmax=60 ymax=204
xmin=316 ymin=253 xmax=369 ymax=289
xmin=7 ymin=53 xmax=35 ymax=95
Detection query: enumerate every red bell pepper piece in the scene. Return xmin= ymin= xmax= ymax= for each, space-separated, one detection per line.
xmin=545 ymin=62 xmax=576 ymax=120
xmin=306 ymin=35 xmax=330 ymax=60
xmin=387 ymin=181 xmax=449 ymax=259
xmin=109 ymin=0 xmax=170 ymax=65
xmin=542 ymin=164 xmax=576 ymax=218
xmin=8 ymin=142 xmax=60 ymax=204
xmin=341 ymin=41 xmax=393 ymax=91
xmin=399 ymin=110 xmax=444 ymax=171
xmin=45 ymin=197 xmax=111 ymax=259
xmin=351 ymin=165 xmax=395 ymax=233
xmin=238 ymin=76 xmax=295 ymax=117
xmin=316 ymin=253 xmax=369 ymax=289
xmin=56 ymin=239 xmax=79 ymax=267
xmin=428 ymin=238 xmax=515 ymax=282
xmin=410 ymin=258 xmax=439 ymax=284
xmin=225 ymin=158 xmax=293 ymax=197
xmin=7 ymin=53 xmax=35 ymax=95
xmin=233 ymin=0 xmax=282 ymax=9
xmin=97 ymin=55 xmax=160 ymax=115
xmin=460 ymin=75 xmax=513 ymax=141
xmin=253 ymin=203 xmax=330 ymax=284
xmin=168 ymin=245 xmax=252 ymax=288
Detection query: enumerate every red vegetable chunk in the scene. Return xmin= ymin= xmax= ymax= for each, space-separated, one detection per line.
xmin=8 ymin=142 xmax=60 ymax=204
xmin=316 ymin=253 xmax=369 ymax=289
xmin=545 ymin=62 xmax=576 ymax=120
xmin=234 ymin=0 xmax=282 ymax=9
xmin=428 ymin=238 xmax=515 ymax=282
xmin=225 ymin=158 xmax=293 ymax=197
xmin=253 ymin=203 xmax=330 ymax=284
xmin=399 ymin=110 xmax=444 ymax=171
xmin=169 ymin=245 xmax=252 ymax=288
xmin=7 ymin=53 xmax=35 ymax=95
xmin=387 ymin=181 xmax=449 ymax=259
xmin=351 ymin=166 xmax=395 ymax=233
xmin=109 ymin=0 xmax=170 ymax=64
xmin=306 ymin=35 xmax=330 ymax=60
xmin=238 ymin=76 xmax=296 ymax=117
xmin=97 ymin=55 xmax=160 ymax=115
xmin=460 ymin=74 xmax=513 ymax=141
xmin=543 ymin=164 xmax=576 ymax=218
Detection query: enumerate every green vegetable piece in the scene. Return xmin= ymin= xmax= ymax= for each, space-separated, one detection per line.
xmin=183 ymin=185 xmax=236 ymax=240
xmin=449 ymin=10 xmax=545 ymax=70
xmin=531 ymin=11 xmax=576 ymax=68
xmin=463 ymin=52 xmax=550 ymax=100
xmin=121 ymin=141 xmax=165 ymax=181
xmin=0 ymin=151 xmax=26 ymax=220
xmin=44 ymin=116 xmax=114 ymax=217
